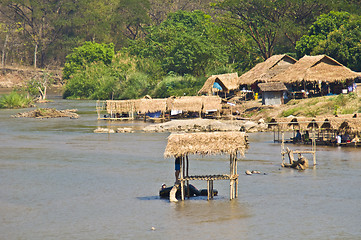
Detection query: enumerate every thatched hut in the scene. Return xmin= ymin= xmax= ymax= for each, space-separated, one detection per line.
xmin=238 ymin=54 xmax=297 ymax=86
xmin=270 ymin=55 xmax=361 ymax=96
xmin=198 ymin=73 xmax=239 ymax=97
xmin=258 ymin=82 xmax=287 ymax=105
xmin=167 ymin=96 xmax=204 ymax=117
xmin=135 ymin=98 xmax=167 ymax=114
xmin=164 ymin=131 xmax=248 ymax=201
xmin=106 ymin=100 xmax=137 ymax=119
xmin=202 ymin=96 xmax=222 ymax=117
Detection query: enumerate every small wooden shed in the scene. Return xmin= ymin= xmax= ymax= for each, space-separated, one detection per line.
xmin=164 ymin=131 xmax=248 ymax=200
xmin=258 ymin=82 xmax=287 ymax=105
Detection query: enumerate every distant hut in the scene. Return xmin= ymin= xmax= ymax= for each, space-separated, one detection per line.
xmin=106 ymin=100 xmax=136 ymax=119
xmin=164 ymin=131 xmax=248 ymax=200
xmin=135 ymin=98 xmax=167 ymax=120
xmin=258 ymin=82 xmax=287 ymax=105
xmin=270 ymin=55 xmax=361 ymax=96
xmin=201 ymin=96 xmax=222 ymax=118
xmin=198 ymin=73 xmax=239 ymax=98
xmin=238 ymin=54 xmax=297 ymax=86
xmin=167 ymin=96 xmax=203 ymax=118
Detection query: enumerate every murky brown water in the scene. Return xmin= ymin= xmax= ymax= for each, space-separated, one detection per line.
xmin=1 ymin=98 xmax=361 ymax=239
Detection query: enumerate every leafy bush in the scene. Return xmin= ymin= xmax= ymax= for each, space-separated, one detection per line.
xmin=128 ymin=10 xmax=228 ymax=76
xmin=118 ymin=72 xmax=151 ymax=99
xmin=63 ymin=41 xmax=114 ymax=80
xmin=152 ymin=74 xmax=206 ymax=98
xmin=0 ymin=92 xmax=33 ymax=109
xmin=63 ymin=62 xmax=123 ymax=100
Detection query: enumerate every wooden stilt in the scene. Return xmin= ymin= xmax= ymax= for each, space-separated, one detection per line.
xmin=180 ymin=155 xmax=185 ymax=201
xmin=207 ymin=180 xmax=210 ymax=200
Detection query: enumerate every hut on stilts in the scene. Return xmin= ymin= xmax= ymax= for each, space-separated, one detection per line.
xmin=164 ymin=131 xmax=248 ymax=201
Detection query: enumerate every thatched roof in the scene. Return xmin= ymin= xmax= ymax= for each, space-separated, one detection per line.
xmin=202 ymin=96 xmax=222 ymax=111
xmin=106 ymin=100 xmax=136 ymax=113
xmin=238 ymin=54 xmax=296 ymax=85
xmin=270 ymin=55 xmax=361 ymax=83
xmin=164 ymin=132 xmax=248 ymax=158
xmin=198 ymin=72 xmax=239 ymax=95
xmin=136 ymin=98 xmax=167 ymax=113
xmin=168 ymin=96 xmax=203 ymax=112
xmin=258 ymin=82 xmax=287 ymax=92
xmin=268 ymin=115 xmax=361 ymax=133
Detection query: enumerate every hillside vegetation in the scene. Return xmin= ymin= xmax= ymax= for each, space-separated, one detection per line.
xmin=241 ymin=93 xmax=361 ymax=121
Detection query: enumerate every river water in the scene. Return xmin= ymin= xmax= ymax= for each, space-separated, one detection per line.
xmin=1 ymin=98 xmax=361 ymax=240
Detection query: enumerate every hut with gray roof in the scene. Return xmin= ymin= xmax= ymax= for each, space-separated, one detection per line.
xmin=258 ymin=82 xmax=288 ymax=105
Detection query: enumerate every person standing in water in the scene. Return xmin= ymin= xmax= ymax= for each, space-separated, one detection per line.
xmin=175 ymin=156 xmax=181 ymax=183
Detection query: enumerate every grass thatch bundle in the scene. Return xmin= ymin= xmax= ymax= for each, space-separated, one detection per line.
xmin=164 ymin=132 xmax=248 ymax=158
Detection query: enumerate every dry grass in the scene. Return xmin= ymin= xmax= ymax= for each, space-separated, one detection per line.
xmin=240 ymin=93 xmax=361 ymax=120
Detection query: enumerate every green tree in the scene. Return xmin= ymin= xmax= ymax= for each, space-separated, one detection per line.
xmin=62 ymin=41 xmax=114 ymax=80
xmin=314 ymin=15 xmax=361 ymax=71
xmin=215 ymin=0 xmax=331 ymax=60
xmin=295 ymin=11 xmax=361 ymax=71
xmin=295 ymin=11 xmax=351 ymax=57
xmin=130 ymin=10 xmax=228 ymax=76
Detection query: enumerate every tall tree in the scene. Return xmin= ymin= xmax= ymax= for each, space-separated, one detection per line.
xmin=216 ymin=0 xmax=331 ymax=60
xmin=0 ymin=0 xmax=78 ymax=68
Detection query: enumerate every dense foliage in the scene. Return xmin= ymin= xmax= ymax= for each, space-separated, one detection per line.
xmin=296 ymin=11 xmax=361 ymax=71
xmin=1 ymin=0 xmax=360 ymax=100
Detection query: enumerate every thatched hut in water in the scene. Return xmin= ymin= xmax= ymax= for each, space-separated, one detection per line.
xmin=167 ymin=96 xmax=223 ymax=118
xmin=106 ymin=100 xmax=137 ymax=119
xmin=198 ymin=72 xmax=239 ymax=98
xmin=164 ymin=131 xmax=248 ymax=200
xmin=167 ymin=96 xmax=203 ymax=117
xmin=269 ymin=115 xmax=361 ymax=146
xmin=270 ymin=55 xmax=361 ymax=96
xmin=135 ymin=98 xmax=167 ymax=120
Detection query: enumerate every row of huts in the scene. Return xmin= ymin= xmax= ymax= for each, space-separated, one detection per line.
xmin=199 ymin=54 xmax=361 ymax=105
xmin=268 ymin=115 xmax=361 ymax=146
xmin=97 ymin=96 xmax=226 ymax=121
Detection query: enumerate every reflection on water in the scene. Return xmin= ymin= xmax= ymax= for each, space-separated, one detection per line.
xmin=1 ymin=99 xmax=361 ymax=239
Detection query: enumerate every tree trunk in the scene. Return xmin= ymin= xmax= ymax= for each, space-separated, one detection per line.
xmin=34 ymin=43 xmax=38 ymax=69
xmin=2 ymin=33 xmax=8 ymax=67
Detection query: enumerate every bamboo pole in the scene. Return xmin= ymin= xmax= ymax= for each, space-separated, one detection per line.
xmin=235 ymin=153 xmax=238 ymax=198
xmin=186 ymin=155 xmax=190 ymax=198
